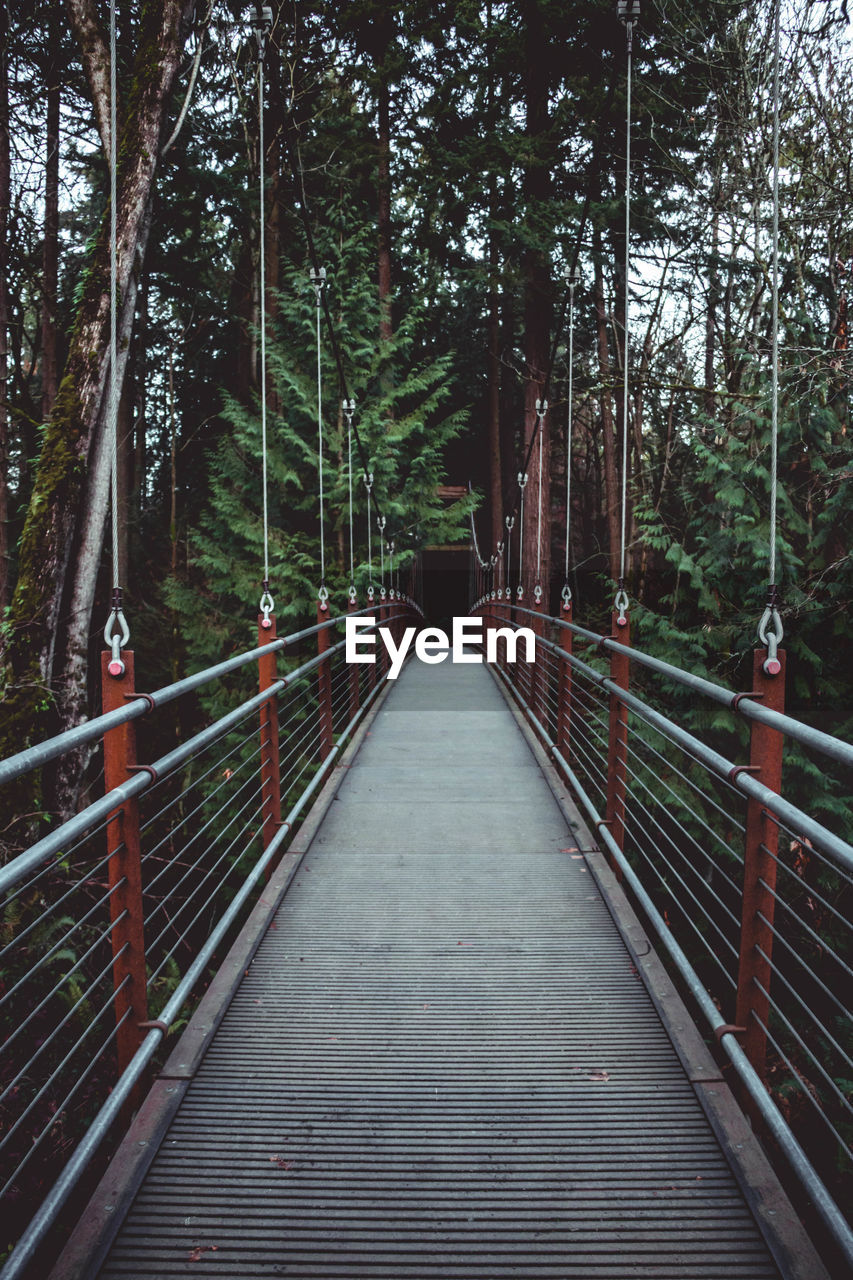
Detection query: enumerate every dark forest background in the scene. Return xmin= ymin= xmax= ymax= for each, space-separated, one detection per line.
xmin=1 ymin=0 xmax=851 ymax=789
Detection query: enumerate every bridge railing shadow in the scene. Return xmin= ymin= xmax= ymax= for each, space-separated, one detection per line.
xmin=0 ymin=596 xmax=422 ymax=1278
xmin=473 ymin=595 xmax=853 ymax=1273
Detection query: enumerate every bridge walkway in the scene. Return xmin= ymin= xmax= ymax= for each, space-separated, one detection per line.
xmin=61 ymin=659 xmax=810 ymax=1278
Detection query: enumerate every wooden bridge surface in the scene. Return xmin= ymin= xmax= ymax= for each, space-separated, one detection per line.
xmin=60 ymin=660 xmax=815 ymax=1278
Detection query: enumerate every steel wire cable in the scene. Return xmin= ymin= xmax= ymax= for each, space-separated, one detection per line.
xmin=0 ymin=878 xmax=126 ymax=1017
xmin=147 ymin=799 xmax=266 ymax=980
xmin=757 ymin=863 xmax=853 ymax=967
xmin=0 ymin=1003 xmax=130 ymax=1202
xmin=765 ymin=809 xmax=853 ymax=882
xmin=144 ymin=780 xmax=265 ymax=937
xmin=754 ymin=908 xmax=853 ymax=1029
xmin=139 ymin=724 xmax=264 ymax=834
xmin=557 ymin=720 xmax=609 ymax=803
xmin=0 ymin=811 xmax=118 ymax=916
xmin=140 ymin=741 xmax=264 ymax=865
xmin=618 ymin=733 xmax=747 ymax=884
xmin=0 ymin=842 xmax=120 ymax=961
xmin=753 ymin=950 xmax=853 ymax=1092
xmin=0 ymin=975 xmax=131 ymax=1188
xmin=748 ymin=1002 xmax=853 ymax=1162
xmin=618 ymin=786 xmax=742 ymax=951
xmin=621 ymin=720 xmax=747 ymax=840
xmin=617 ymin=746 xmax=745 ymax=904
xmin=622 ymin=807 xmax=738 ymax=990
xmin=0 ymin=924 xmax=127 ymax=1087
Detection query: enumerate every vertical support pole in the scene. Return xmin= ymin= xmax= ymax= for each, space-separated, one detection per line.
xmin=347 ymin=595 xmax=361 ymax=725
xmin=379 ymin=599 xmax=389 ymax=679
xmin=258 ymin=615 xmax=282 ymax=880
xmin=101 ymin=652 xmax=149 ymax=1077
xmin=368 ymin=595 xmax=378 ymax=694
xmin=317 ymin=600 xmax=334 ymax=760
xmin=605 ymin=609 xmax=630 ymax=879
xmin=735 ymin=650 xmax=786 ymax=1082
xmin=557 ymin=600 xmax=573 ymax=757
xmin=530 ymin=598 xmax=544 ymax=724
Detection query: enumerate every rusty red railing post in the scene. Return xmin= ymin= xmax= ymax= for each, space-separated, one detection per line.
xmin=257 ymin=612 xmax=282 ymax=880
xmin=347 ymin=592 xmax=361 ymax=724
xmin=379 ymin=596 xmax=389 ymax=679
xmin=316 ymin=598 xmax=334 ymax=760
xmin=101 ymin=650 xmax=149 ymax=1077
xmin=367 ymin=591 xmax=378 ymax=694
xmin=557 ymin=597 xmax=573 ymax=757
xmin=735 ymin=648 xmax=786 ymax=1082
xmin=605 ymin=604 xmax=630 ymax=880
xmin=530 ymin=594 xmax=544 ymax=725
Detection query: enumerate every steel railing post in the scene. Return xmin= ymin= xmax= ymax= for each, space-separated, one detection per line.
xmin=530 ymin=597 xmax=544 ymax=725
xmin=557 ymin=600 xmax=573 ymax=756
xmin=257 ymin=615 xmax=282 ymax=878
xmin=735 ymin=648 xmax=786 ymax=1082
xmin=317 ymin=601 xmax=334 ymax=760
xmin=101 ymin=650 xmax=149 ymax=1076
xmin=347 ymin=594 xmax=360 ymax=724
xmin=605 ymin=608 xmax=630 ymax=879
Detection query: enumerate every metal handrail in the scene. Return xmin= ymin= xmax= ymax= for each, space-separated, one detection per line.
xmin=475 ymin=599 xmax=853 ymax=1271
xmin=0 ymin=599 xmax=421 ymax=1278
xmin=509 ymin=603 xmax=853 ymax=770
xmin=0 ymin=606 xmax=382 ymax=789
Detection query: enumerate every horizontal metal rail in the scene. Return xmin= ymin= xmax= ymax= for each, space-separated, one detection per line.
xmin=495 ymin=609 xmax=853 ymax=876
xmin=0 ymin=608 xmax=383 ymax=789
xmin=476 ymin=600 xmax=853 ymax=1273
xmin=518 ymin=605 xmax=853 ymax=771
xmin=0 ymin=638 xmax=357 ymax=897
xmin=0 ymin=603 xmax=413 ymax=1280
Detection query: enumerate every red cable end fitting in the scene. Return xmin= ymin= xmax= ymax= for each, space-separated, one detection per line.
xmin=616 ymin=615 xmax=628 ymax=628
xmin=763 ymin=657 xmax=781 ymax=676
xmin=261 ymin=617 xmax=272 ymax=630
xmin=107 ymin=659 xmax=125 ymax=678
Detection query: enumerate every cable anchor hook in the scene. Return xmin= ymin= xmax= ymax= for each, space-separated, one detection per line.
xmin=104 ymin=597 xmax=130 ymax=678
xmin=758 ymin=594 xmax=784 ymax=677
xmin=318 ymin=583 xmax=329 ymax=612
xmin=309 ymin=265 xmax=326 ymax=307
xmin=561 ymin=582 xmax=573 ymax=610
xmin=251 ymin=5 xmax=272 ymax=63
xmin=614 ymin=584 xmax=629 ymax=628
xmin=259 ymin=580 xmax=275 ymax=630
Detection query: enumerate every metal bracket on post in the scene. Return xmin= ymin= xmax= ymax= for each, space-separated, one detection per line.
xmin=735 ymin=646 xmax=786 ymax=1084
xmin=257 ymin=611 xmax=282 ymax=880
xmin=101 ymin=648 xmax=148 ymax=1079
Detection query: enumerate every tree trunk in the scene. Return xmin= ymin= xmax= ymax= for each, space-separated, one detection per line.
xmin=41 ymin=0 xmax=61 ymax=421
xmin=520 ymin=0 xmax=552 ymax=604
xmin=594 ymin=241 xmax=620 ymax=583
xmin=0 ymin=0 xmax=193 ymax=762
xmin=0 ymin=0 xmax=10 ymax=614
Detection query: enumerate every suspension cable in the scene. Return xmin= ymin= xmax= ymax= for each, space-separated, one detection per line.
xmin=534 ymin=399 xmax=547 ymax=604
xmin=617 ymin=0 xmax=639 ymax=611
xmin=253 ymin=7 xmax=273 ymax=626
xmin=310 ymin=267 xmax=327 ymax=600
xmin=103 ymin=0 xmax=129 ymax=677
xmin=516 ymin=471 xmax=528 ymax=600
xmin=280 ymin=96 xmax=386 ymax=531
xmin=378 ymin=516 xmax=386 ymax=598
xmin=759 ymin=0 xmax=784 ymax=676
xmin=344 ymin=399 xmax=356 ymax=601
xmin=364 ymin=472 xmax=374 ymax=599
xmin=491 ymin=66 xmax=619 ymax=577
xmin=563 ymin=271 xmax=580 ymax=606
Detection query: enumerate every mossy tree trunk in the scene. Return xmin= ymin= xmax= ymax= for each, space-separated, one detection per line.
xmin=0 ymin=0 xmax=194 ymax=789
xmin=0 ymin=1 xmax=10 ymax=615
